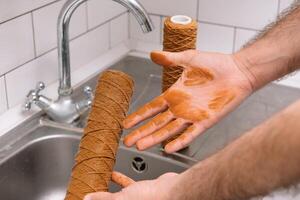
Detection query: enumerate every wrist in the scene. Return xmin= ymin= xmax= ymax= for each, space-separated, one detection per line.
xmin=172 ymin=156 xmax=225 ymax=200
xmin=230 ymin=53 xmax=258 ymax=92
xmin=233 ymin=41 xmax=291 ymax=91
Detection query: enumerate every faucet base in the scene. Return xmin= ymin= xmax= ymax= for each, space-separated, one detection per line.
xmin=45 ymin=96 xmax=81 ymax=124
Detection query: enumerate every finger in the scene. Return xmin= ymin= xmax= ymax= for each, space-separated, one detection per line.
xmin=112 ymin=171 xmax=135 ymax=188
xmin=124 ymin=110 xmax=174 ymax=147
xmin=164 ymin=124 xmax=204 ymax=153
xmin=136 ymin=118 xmax=189 ymax=151
xmin=84 ymin=192 xmax=117 ymax=200
xmin=123 ymin=96 xmax=168 ymax=129
xmin=150 ymin=50 xmax=195 ymax=67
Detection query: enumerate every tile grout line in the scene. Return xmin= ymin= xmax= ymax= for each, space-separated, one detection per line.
xmin=198 ymin=20 xmax=259 ymax=32
xmin=277 ymin=0 xmax=281 ymax=14
xmin=108 ymin=20 xmax=112 ymax=49
xmin=232 ymin=27 xmax=237 ymax=53
xmin=0 ymin=0 xmax=62 ymax=26
xmin=30 ymin=12 xmax=38 ymax=58
xmin=85 ymin=2 xmax=89 ymax=31
xmin=196 ymin=0 xmax=200 ymax=20
xmin=3 ymin=47 xmax=57 ymax=76
xmin=159 ymin=16 xmax=163 ymax=44
xmin=127 ymin=11 xmax=131 ymax=40
xmin=3 ymin=75 xmax=10 ymax=109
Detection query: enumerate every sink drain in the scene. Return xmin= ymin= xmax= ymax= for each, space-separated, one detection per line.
xmin=131 ymin=156 xmax=147 ymax=173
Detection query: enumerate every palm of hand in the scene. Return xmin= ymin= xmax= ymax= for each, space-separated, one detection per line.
xmin=123 ymin=50 xmax=252 ymax=153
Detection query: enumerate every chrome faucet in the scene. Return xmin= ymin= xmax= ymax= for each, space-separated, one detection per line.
xmin=24 ymin=0 xmax=154 ymax=123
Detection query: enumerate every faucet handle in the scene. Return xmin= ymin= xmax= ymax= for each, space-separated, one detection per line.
xmin=24 ymin=92 xmax=34 ymax=110
xmin=83 ymin=86 xmax=93 ymax=107
xmin=75 ymin=85 xmax=94 ymax=114
xmin=35 ymin=82 xmax=45 ymax=93
xmin=24 ymin=82 xmax=46 ymax=111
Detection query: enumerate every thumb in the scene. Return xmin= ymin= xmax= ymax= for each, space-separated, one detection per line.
xmin=112 ymin=171 xmax=135 ymax=188
xmin=150 ymin=50 xmax=194 ymax=67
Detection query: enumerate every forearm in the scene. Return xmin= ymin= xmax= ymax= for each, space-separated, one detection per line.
xmin=234 ymin=2 xmax=300 ymax=90
xmin=173 ymin=99 xmax=300 ymax=200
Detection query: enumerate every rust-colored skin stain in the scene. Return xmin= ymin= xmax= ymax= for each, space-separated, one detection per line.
xmin=111 ymin=172 xmax=135 ymax=188
xmin=184 ymin=67 xmax=214 ymax=86
xmin=208 ymin=90 xmax=236 ymax=111
xmin=164 ymin=90 xmax=209 ymax=122
xmin=123 ymin=97 xmax=168 ymax=127
xmin=151 ymin=51 xmax=174 ymax=67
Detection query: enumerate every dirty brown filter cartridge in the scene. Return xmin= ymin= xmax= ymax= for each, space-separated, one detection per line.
xmin=65 ymin=70 xmax=134 ymax=200
xmin=162 ymin=15 xmax=198 ymax=92
xmin=162 ymin=16 xmax=197 ymax=147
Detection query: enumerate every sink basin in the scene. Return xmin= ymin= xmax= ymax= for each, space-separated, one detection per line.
xmin=0 ymin=125 xmax=189 ymax=200
xmin=0 ymin=55 xmax=193 ymax=200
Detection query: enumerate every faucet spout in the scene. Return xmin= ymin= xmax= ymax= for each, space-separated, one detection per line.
xmin=57 ymin=0 xmax=154 ymax=96
xmin=112 ymin=0 xmax=154 ymax=33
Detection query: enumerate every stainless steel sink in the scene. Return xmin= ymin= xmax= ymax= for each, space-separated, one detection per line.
xmin=0 ymin=123 xmax=190 ymax=200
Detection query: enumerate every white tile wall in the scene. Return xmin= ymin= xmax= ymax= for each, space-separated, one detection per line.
xmin=1 ymin=0 xmax=300 ymax=117
xmin=0 ymin=76 xmax=7 ymax=114
xmin=33 ymin=1 xmax=87 ymax=56
xmin=279 ymin=0 xmax=295 ymax=11
xmin=0 ymin=14 xmax=35 ymax=75
xmin=198 ymin=0 xmax=278 ymax=30
xmin=234 ymin=29 xmax=258 ymax=52
xmin=110 ymin=13 xmax=129 ymax=47
xmin=138 ymin=0 xmax=198 ymax=19
xmin=6 ymin=49 xmax=58 ymax=107
xmin=70 ymin=23 xmax=110 ymax=71
xmin=197 ymin=23 xmax=234 ymax=54
xmin=130 ymin=14 xmax=161 ymax=44
xmin=87 ymin=0 xmax=127 ymax=29
xmin=0 ymin=0 xmax=57 ymax=23
xmin=0 ymin=0 xmax=130 ymax=112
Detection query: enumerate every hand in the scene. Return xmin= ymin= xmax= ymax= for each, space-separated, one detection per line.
xmin=84 ymin=172 xmax=178 ymax=200
xmin=123 ymin=50 xmax=254 ymax=153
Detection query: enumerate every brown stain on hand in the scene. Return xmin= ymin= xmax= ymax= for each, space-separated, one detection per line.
xmin=164 ymin=89 xmax=209 ymax=122
xmin=208 ymin=90 xmax=235 ymax=111
xmin=150 ymin=51 xmax=174 ymax=66
xmin=184 ymin=67 xmax=214 ymax=86
xmin=112 ymin=172 xmax=135 ymax=188
xmin=123 ymin=96 xmax=167 ymax=128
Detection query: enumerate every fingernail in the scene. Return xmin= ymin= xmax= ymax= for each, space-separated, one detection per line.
xmin=122 ymin=120 xmax=129 ymax=129
xmin=136 ymin=141 xmax=146 ymax=151
xmin=123 ymin=118 xmax=133 ymax=129
xmin=164 ymin=144 xmax=175 ymax=154
xmin=150 ymin=51 xmax=163 ymax=60
xmin=123 ymin=136 xmax=132 ymax=147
